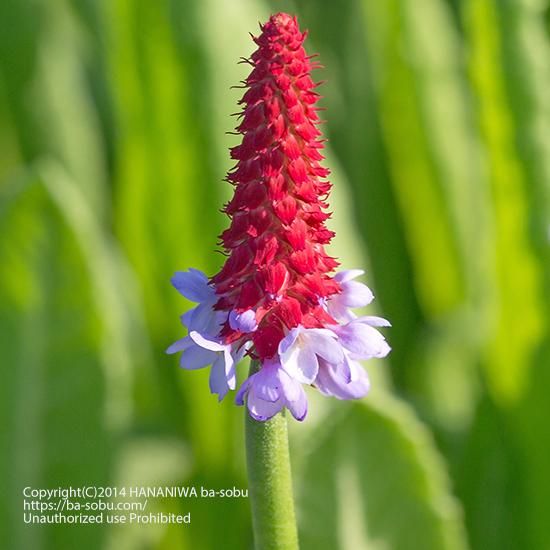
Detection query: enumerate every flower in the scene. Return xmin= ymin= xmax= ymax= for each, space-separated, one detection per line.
xmin=229 ymin=309 xmax=258 ymax=333
xmin=278 ymin=327 xmax=343 ymax=384
xmin=331 ymin=317 xmax=391 ymax=360
xmin=171 ymin=269 xmax=221 ymax=334
xmin=166 ymin=269 xmax=242 ymax=400
xmin=236 ymin=358 xmax=307 ymax=421
xmin=315 ymin=354 xmax=371 ymax=400
xmin=325 ymin=269 xmax=374 ymax=322
xmin=167 ymin=13 xmax=390 ymax=421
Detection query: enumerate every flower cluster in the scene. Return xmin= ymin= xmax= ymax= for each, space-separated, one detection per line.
xmin=167 ymin=13 xmax=390 ymax=421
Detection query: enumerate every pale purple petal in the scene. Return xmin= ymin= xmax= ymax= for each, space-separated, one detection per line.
xmin=209 ymin=355 xmax=230 ymax=401
xmin=188 ymin=303 xmax=219 ymax=332
xmin=315 ymin=364 xmax=340 ymax=397
xmin=279 ymin=327 xmax=341 ymax=383
xmin=229 ymin=309 xmax=258 ymax=333
xmin=280 ymin=344 xmax=319 ymax=384
xmin=179 ymin=345 xmax=217 ymax=370
xmin=278 ymin=367 xmax=302 ymax=402
xmin=347 ymin=356 xmax=368 ymax=383
xmin=181 ymin=308 xmax=195 ymax=329
xmin=223 ymin=347 xmax=237 ymax=390
xmin=236 ymin=360 xmax=309 ymax=421
xmin=340 ymin=280 xmax=374 ymax=308
xmin=286 ymin=387 xmax=308 ymax=421
xmin=335 ymin=355 xmax=352 ymax=384
xmin=305 ymin=329 xmax=344 ymax=364
xmin=166 ymin=336 xmax=193 ymax=354
xmin=357 ymin=315 xmax=392 ymax=327
xmin=236 ymin=376 xmax=253 ymax=405
xmin=327 ymin=297 xmax=357 ymax=323
xmin=190 ymin=331 xmax=225 ymax=352
xmin=374 ymin=339 xmax=391 ymax=358
xmin=247 ymin=393 xmax=284 ymax=422
xmin=327 ymin=270 xmax=375 ymax=320
xmin=279 ymin=369 xmax=308 ymax=421
xmin=251 ymin=364 xmax=281 ymax=402
xmin=247 ymin=366 xmax=285 ymax=420
xmin=171 ymin=269 xmax=213 ymax=303
xmin=278 ymin=327 xmax=301 ymax=356
xmin=306 ymin=328 xmax=339 ymax=339
xmin=333 ymin=322 xmax=373 ymax=356
xmin=334 ymin=269 xmax=364 ymax=283
xmin=334 ymin=322 xmax=390 ymax=359
xmin=356 ymin=324 xmax=391 ymax=358
xmin=345 ymin=359 xmax=371 ymax=396
xmin=315 ymin=357 xmax=370 ymax=400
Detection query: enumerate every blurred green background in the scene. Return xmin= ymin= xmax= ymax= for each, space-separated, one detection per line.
xmin=1 ymin=0 xmax=549 ymax=549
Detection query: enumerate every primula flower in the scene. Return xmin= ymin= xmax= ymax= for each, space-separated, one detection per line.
xmin=236 ymin=358 xmax=308 ymax=421
xmin=167 ymin=13 xmax=390 ymax=421
xmin=278 ymin=327 xmax=344 ymax=384
xmin=326 ymin=269 xmax=374 ymax=322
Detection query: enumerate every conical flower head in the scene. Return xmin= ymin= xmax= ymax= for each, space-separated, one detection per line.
xmin=167 ymin=13 xmax=391 ymax=422
xmin=212 ymin=13 xmax=340 ymax=359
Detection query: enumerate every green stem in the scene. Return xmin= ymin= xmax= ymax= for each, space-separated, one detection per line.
xmin=245 ymin=360 xmax=300 ymax=550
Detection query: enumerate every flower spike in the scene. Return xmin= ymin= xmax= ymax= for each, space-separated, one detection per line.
xmin=167 ymin=13 xmax=390 ymax=421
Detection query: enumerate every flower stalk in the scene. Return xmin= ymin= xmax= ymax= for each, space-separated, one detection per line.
xmin=245 ymin=360 xmax=299 ymax=550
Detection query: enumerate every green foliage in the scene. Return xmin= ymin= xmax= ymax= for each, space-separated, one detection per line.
xmin=1 ymin=0 xmax=550 ymax=548
xmin=0 ymin=174 xmax=112 ymax=550
xmin=464 ymin=0 xmax=547 ymax=404
xmin=297 ymin=395 xmax=468 ymax=550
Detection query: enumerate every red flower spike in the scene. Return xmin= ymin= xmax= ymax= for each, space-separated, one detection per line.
xmin=211 ymin=12 xmax=341 ymax=360
xmin=168 ymin=13 xmax=391 ymax=420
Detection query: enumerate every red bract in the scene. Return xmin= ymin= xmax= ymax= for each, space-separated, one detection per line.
xmin=211 ymin=12 xmax=340 ymax=359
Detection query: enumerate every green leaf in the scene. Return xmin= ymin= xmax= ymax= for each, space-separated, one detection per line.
xmin=296 ymin=394 xmax=469 ymax=550
xmin=360 ymin=0 xmax=465 ymax=320
xmin=463 ymin=0 xmax=547 ymax=403
xmin=0 ymin=162 xmax=149 ymax=549
xmin=0 ymin=173 xmax=111 ymax=550
xmin=38 ymin=160 xmax=150 ymax=432
xmin=35 ymin=1 xmax=109 ymax=216
xmin=456 ymin=397 xmax=528 ymax=550
xmin=462 ymin=2 xmax=550 ymax=548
